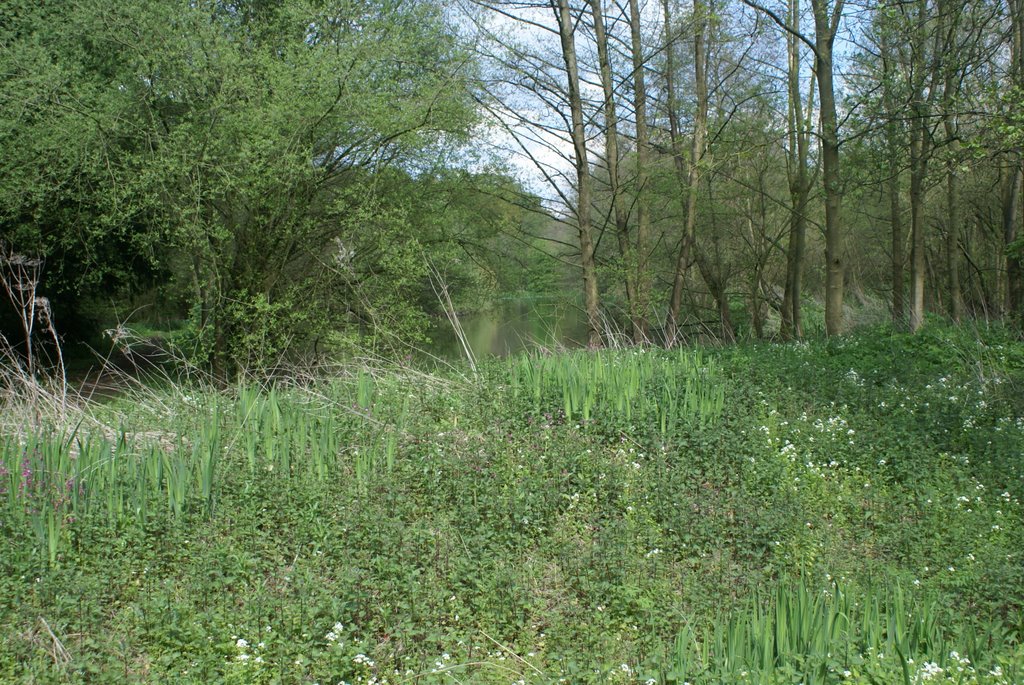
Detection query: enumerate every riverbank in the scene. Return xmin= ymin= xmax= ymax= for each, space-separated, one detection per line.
xmin=1 ymin=324 xmax=1022 ymax=683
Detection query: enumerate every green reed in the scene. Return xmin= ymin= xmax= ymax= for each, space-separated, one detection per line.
xmin=508 ymin=348 xmax=725 ymax=433
xmin=654 ymin=577 xmax=1009 ymax=685
xmin=1 ymin=375 xmax=408 ymax=565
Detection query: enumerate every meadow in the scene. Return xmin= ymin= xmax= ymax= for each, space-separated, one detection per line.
xmin=1 ymin=325 xmax=1023 ymax=684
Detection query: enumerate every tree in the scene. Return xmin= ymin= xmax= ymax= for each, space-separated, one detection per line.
xmin=664 ymin=0 xmax=711 ymax=345
xmin=554 ymin=0 xmax=604 ymax=346
xmin=1004 ymin=0 xmax=1024 ymax=320
xmin=590 ymin=0 xmax=636 ymax=340
xmin=780 ymin=0 xmax=816 ymax=339
xmin=627 ymin=0 xmax=654 ymax=342
xmin=1 ymin=0 xmax=478 ymax=373
xmin=810 ymin=0 xmax=846 ymax=336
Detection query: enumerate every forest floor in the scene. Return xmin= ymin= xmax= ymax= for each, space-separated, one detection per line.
xmin=1 ymin=324 xmax=1023 ymax=684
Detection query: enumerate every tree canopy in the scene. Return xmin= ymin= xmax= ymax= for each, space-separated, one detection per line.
xmin=2 ymin=0 xmax=1023 ymax=375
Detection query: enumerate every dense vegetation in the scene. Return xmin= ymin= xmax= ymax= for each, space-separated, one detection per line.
xmin=0 ymin=0 xmax=563 ymax=371
xmin=2 ymin=0 xmax=1023 ymax=364
xmin=1 ymin=325 xmax=1022 ymax=683
xmin=2 ymin=1 xmax=1024 ymax=683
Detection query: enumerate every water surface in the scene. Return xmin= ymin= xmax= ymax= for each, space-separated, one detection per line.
xmin=427 ymin=299 xmax=589 ymax=360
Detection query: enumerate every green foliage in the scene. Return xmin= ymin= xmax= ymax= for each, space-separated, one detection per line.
xmin=0 ymin=0 xmax=490 ymax=370
xmin=1 ymin=327 xmax=1022 ymax=683
xmin=654 ymin=578 xmax=1022 ymax=685
xmin=506 ymin=348 xmax=724 ymax=436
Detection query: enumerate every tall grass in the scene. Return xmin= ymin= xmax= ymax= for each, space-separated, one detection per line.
xmin=508 ymin=348 xmax=725 ymax=433
xmin=0 ymin=373 xmax=413 ymax=565
xmin=657 ymin=577 xmax=1018 ymax=684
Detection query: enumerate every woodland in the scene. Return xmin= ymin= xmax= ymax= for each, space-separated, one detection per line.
xmin=0 ymin=0 xmax=1021 ymax=367
xmin=1 ymin=1 xmax=1024 ymax=684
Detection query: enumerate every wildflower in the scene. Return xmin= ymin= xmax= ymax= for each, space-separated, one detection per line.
xmin=918 ymin=661 xmax=943 ymax=680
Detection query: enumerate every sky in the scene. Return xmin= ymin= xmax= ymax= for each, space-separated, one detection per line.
xmin=457 ymin=0 xmax=840 ymax=205
xmin=459 ymin=0 xmax=664 ymax=203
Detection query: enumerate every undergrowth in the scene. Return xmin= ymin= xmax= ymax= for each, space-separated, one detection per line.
xmin=0 ymin=323 xmax=1022 ymax=684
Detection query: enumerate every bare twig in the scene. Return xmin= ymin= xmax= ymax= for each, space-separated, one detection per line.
xmin=38 ymin=617 xmax=72 ymax=666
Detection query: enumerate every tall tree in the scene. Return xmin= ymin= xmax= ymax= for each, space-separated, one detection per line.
xmin=780 ymin=0 xmax=816 ymax=339
xmin=743 ymin=0 xmax=847 ymax=335
xmin=1005 ymin=0 xmax=1024 ymax=320
xmin=555 ymin=0 xmax=604 ymax=346
xmin=904 ymin=0 xmax=943 ymax=332
xmin=665 ymin=0 xmax=710 ymax=345
xmin=590 ymin=0 xmax=637 ymax=340
xmin=627 ymin=0 xmax=653 ymax=342
xmin=811 ymin=0 xmax=846 ymax=335
xmin=876 ymin=14 xmax=908 ymax=326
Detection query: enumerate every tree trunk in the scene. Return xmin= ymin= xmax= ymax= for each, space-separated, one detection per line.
xmin=628 ymin=0 xmax=651 ymax=343
xmin=879 ymin=23 xmax=905 ymax=327
xmin=890 ymin=167 xmax=905 ymax=326
xmin=907 ymin=0 xmax=936 ymax=333
xmin=945 ymin=140 xmax=964 ymax=322
xmin=908 ymin=115 xmax=927 ymax=332
xmin=666 ymin=0 xmax=708 ymax=346
xmin=1005 ymin=161 xmax=1023 ymax=319
xmin=780 ymin=0 xmax=813 ymax=340
xmin=590 ymin=0 xmax=636 ymax=341
xmin=554 ymin=0 xmax=602 ymax=347
xmin=938 ymin=0 xmax=964 ymax=323
xmin=748 ymin=209 xmax=768 ymax=339
xmin=694 ymin=248 xmax=735 ymax=343
xmin=811 ymin=0 xmax=845 ymax=336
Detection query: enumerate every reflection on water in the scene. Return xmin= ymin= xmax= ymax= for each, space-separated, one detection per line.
xmin=427 ymin=299 xmax=590 ymax=360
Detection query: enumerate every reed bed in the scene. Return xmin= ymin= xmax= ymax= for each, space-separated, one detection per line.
xmin=0 ymin=373 xmax=411 ymax=566
xmin=655 ymin=578 xmax=1020 ymax=684
xmin=1 ymin=348 xmax=724 ymax=569
xmin=508 ymin=348 xmax=725 ymax=433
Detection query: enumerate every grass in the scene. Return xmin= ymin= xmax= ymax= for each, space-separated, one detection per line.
xmin=0 ymin=323 xmax=1022 ymax=683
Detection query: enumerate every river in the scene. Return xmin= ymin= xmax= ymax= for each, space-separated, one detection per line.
xmin=426 ymin=298 xmax=590 ymax=361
